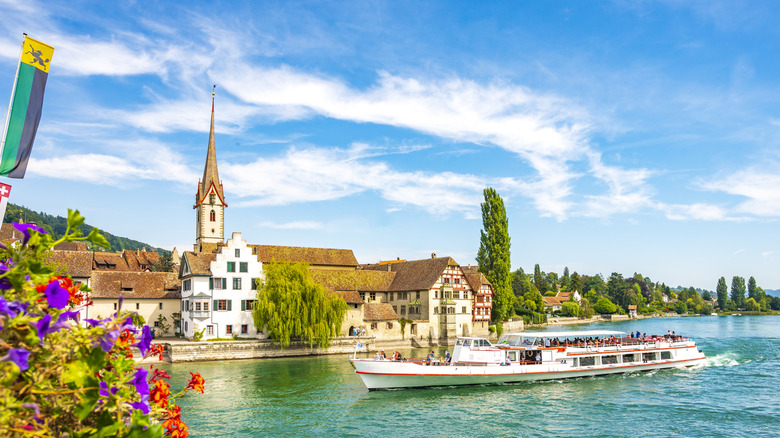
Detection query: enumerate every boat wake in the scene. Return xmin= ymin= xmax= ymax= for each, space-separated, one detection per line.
xmin=704 ymin=353 xmax=739 ymax=368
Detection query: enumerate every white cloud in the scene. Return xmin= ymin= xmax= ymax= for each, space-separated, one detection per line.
xmin=699 ymin=168 xmax=780 ymax=217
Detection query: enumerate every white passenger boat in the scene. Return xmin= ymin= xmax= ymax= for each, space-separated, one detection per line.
xmin=350 ymin=330 xmax=706 ymax=390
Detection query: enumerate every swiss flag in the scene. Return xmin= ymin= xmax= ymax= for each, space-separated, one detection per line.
xmin=0 ymin=182 xmax=10 ymax=222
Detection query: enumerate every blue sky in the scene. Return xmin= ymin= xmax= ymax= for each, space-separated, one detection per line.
xmin=2 ymin=0 xmax=780 ymax=290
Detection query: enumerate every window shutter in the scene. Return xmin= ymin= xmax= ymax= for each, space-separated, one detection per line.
xmin=209 ymin=278 xmax=214 ymax=290
xmin=227 ymin=300 xmax=232 ymax=311
xmin=241 ymin=300 xmax=245 ymax=311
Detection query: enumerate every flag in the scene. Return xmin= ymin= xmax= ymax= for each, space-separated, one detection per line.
xmin=0 ymin=36 xmax=54 ymax=178
xmin=0 ymin=182 xmax=10 ymax=220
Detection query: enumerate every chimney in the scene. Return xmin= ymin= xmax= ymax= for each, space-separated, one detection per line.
xmin=431 ymin=252 xmax=436 ymax=259
xmin=387 ymin=264 xmax=391 ymax=272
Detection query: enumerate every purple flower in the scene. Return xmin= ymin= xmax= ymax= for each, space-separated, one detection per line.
xmin=2 ymin=348 xmax=30 ymax=371
xmin=0 ymin=296 xmax=17 ymax=317
xmin=85 ymin=316 xmax=112 ymax=327
xmin=0 ymin=262 xmax=12 ymax=290
xmin=134 ymin=325 xmax=153 ymax=356
xmin=34 ymin=314 xmax=52 ymax=344
xmin=98 ymin=329 xmax=120 ymax=352
xmin=99 ymin=381 xmax=119 ymax=398
xmin=21 ymin=403 xmax=42 ymax=423
xmin=129 ymin=367 xmax=150 ymax=414
xmin=44 ymin=280 xmax=69 ymax=309
xmin=13 ymin=223 xmax=47 ymax=245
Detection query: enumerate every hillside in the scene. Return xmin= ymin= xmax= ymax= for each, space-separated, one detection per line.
xmin=3 ymin=203 xmax=168 ymax=254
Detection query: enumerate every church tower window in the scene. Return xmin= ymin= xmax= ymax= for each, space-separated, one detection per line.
xmin=210 ymin=210 xmax=216 ymax=221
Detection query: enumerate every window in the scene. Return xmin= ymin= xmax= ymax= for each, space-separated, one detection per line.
xmin=226 ymin=325 xmax=233 ymax=335
xmin=369 ymin=292 xmax=376 ymax=301
xmin=210 ymin=210 xmax=216 ymax=221
xmin=183 ymin=279 xmax=191 ymax=291
xmin=623 ymin=354 xmax=636 ymax=363
xmin=209 ymin=194 xmax=216 ymax=204
xmin=462 ymin=306 xmax=467 ymax=314
xmin=580 ymin=356 xmax=596 ymax=366
xmin=455 ymin=291 xmax=460 ymax=299
xmin=241 ymin=300 xmax=255 ymax=311
xmin=186 ymin=301 xmax=190 ymax=311
xmin=113 ymin=303 xmax=117 ymax=310
xmin=194 ymin=302 xmax=202 ymax=311
xmin=251 ymin=278 xmax=261 ymax=289
xmin=434 ymin=306 xmax=439 ymax=314
xmin=154 ymin=321 xmax=160 ymax=327
xmin=242 ymin=324 xmax=248 ymax=334
xmin=389 ymin=293 xmax=394 ymax=301
xmin=661 ymin=351 xmax=672 ymax=360
xmin=159 ymin=302 xmax=163 ymax=310
xmin=400 ymin=305 xmax=406 ymax=315
xmin=240 ymin=262 xmax=248 ymax=273
xmin=435 ymin=290 xmax=439 ymax=299
xmin=603 ymin=355 xmax=618 ymax=365
xmin=207 ymin=325 xmax=214 ymax=335
xmin=370 ymin=323 xmax=377 ymax=330
xmin=227 ymin=262 xmax=235 ymax=272
xmin=203 ymin=302 xmax=209 ymax=311
xmin=210 ymin=278 xmax=226 ymax=290
xmin=233 ymin=278 xmax=242 ymax=290
xmin=393 ymin=306 xmax=397 ymax=313
xmin=359 ymin=292 xmax=365 ymax=301
xmin=454 ymin=278 xmax=460 ymax=284
xmin=185 ymin=322 xmax=188 ymax=332
xmin=136 ymin=303 xmax=140 ymax=310
xmin=216 ymin=300 xmax=231 ymax=311
xmin=416 ymin=292 xmax=420 ymax=299
xmin=386 ymin=322 xmax=393 ymax=329
xmin=448 ymin=307 xmax=455 ymax=314
xmin=235 ymin=249 xmax=240 ymax=257
xmin=443 ymin=277 xmax=450 ymax=284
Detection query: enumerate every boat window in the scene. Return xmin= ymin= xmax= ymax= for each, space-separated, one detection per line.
xmin=571 ymin=358 xmax=578 ymax=367
xmin=642 ymin=352 xmax=657 ymax=362
xmin=456 ymin=339 xmax=464 ymax=346
xmin=462 ymin=339 xmax=471 ymax=347
xmin=580 ymin=357 xmax=596 ymax=366
xmin=602 ymin=355 xmax=618 ymax=365
xmin=660 ymin=351 xmax=672 ymax=360
xmin=507 ymin=351 xmax=517 ymax=362
xmin=622 ymin=354 xmax=636 ymax=363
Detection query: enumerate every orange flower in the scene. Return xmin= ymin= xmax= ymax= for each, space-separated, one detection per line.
xmin=150 ymin=379 xmax=171 ymax=406
xmin=163 ymin=406 xmax=188 ymax=437
xmin=186 ymin=372 xmax=205 ymax=394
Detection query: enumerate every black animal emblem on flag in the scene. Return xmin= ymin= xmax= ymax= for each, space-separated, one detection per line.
xmin=25 ymin=44 xmax=50 ymax=68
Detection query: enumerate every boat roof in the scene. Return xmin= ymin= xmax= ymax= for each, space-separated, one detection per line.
xmin=502 ymin=330 xmax=626 ymax=338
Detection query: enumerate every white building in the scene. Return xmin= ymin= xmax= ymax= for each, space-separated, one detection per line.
xmin=180 ymin=232 xmax=263 ymax=339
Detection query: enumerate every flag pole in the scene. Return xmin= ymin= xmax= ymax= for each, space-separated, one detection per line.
xmin=0 ymin=34 xmax=27 ymax=161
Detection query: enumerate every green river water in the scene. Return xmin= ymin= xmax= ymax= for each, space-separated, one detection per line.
xmin=160 ymin=315 xmax=780 ymax=437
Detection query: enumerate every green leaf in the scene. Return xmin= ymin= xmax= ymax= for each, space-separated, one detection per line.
xmin=75 ymin=383 xmax=100 ymax=420
xmin=67 ymin=209 xmax=86 ymax=231
xmin=87 ymin=227 xmax=111 ymax=249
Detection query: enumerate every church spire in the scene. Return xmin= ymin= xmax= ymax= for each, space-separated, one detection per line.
xmin=198 ymin=85 xmax=225 ymax=204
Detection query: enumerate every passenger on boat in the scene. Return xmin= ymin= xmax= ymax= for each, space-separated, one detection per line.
xmin=380 ymin=350 xmax=386 ymax=360
xmin=444 ymin=351 xmax=451 ymax=364
xmin=374 ymin=352 xmax=381 ymax=360
xmin=535 ymin=352 xmax=541 ymax=364
xmin=426 ymin=352 xmax=433 ymax=366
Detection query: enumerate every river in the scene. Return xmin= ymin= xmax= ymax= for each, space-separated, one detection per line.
xmin=160 ymin=315 xmax=780 ymax=437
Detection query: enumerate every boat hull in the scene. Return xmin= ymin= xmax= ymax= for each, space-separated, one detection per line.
xmin=352 ymin=355 xmax=707 ymax=390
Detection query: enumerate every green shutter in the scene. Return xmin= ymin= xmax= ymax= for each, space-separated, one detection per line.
xmin=241 ymin=300 xmax=245 ymax=311
xmin=227 ymin=300 xmax=232 ymax=311
xmin=209 ymin=278 xmax=213 ymax=290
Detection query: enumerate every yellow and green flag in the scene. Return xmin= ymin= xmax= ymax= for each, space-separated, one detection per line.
xmin=0 ymin=36 xmax=54 ymax=178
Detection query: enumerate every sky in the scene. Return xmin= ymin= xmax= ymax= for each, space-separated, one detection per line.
xmin=1 ymin=0 xmax=780 ymax=291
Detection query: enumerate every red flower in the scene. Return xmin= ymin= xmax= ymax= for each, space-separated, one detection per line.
xmin=150 ymin=379 xmax=171 ymax=407
xmin=186 ymin=372 xmax=205 ymax=394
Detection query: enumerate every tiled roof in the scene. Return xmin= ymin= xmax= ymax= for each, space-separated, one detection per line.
xmin=53 ymin=241 xmax=88 ymax=251
xmin=0 ymin=223 xmax=22 ymax=243
xmin=364 ymin=302 xmax=399 ymax=321
xmin=556 ymin=291 xmax=573 ymax=302
xmin=337 ymin=290 xmax=364 ymax=304
xmin=180 ymin=251 xmax=216 ymax=276
xmin=90 ymin=271 xmax=180 ymax=299
xmin=461 ymin=265 xmax=493 ymax=293
xmin=542 ymin=296 xmax=562 ymax=306
xmin=362 ymin=256 xmax=458 ymax=291
xmin=309 ymin=270 xmax=395 ymax=293
xmin=253 ymin=245 xmax=358 ymax=267
xmin=91 ymin=250 xmax=160 ymax=272
xmin=44 ymin=250 xmax=93 ymax=278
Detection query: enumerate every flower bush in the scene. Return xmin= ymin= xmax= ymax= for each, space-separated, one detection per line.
xmin=0 ymin=210 xmax=203 ymax=437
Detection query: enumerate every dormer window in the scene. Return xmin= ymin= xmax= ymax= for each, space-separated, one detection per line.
xmin=209 ymin=194 xmax=216 ymax=204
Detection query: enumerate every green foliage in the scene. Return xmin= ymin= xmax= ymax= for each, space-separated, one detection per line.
xmin=731 ymin=276 xmax=746 ymax=309
xmin=675 ymin=300 xmax=688 ymax=314
xmin=579 ymin=297 xmax=595 ymax=319
xmin=561 ymin=301 xmax=580 ymax=317
xmin=150 ymin=252 xmax=175 ymax=272
xmin=0 ymin=210 xmax=202 ymax=436
xmin=488 ymin=325 xmax=496 ymax=334
xmin=569 ymin=272 xmax=583 ymax=293
xmin=4 ymin=203 xmax=166 ymax=254
xmin=745 ymin=297 xmax=760 ymax=312
xmin=193 ymin=328 xmax=206 ymax=341
xmin=593 ymin=297 xmax=617 ymax=314
xmin=476 ymin=187 xmax=512 ymax=325
xmin=253 ymin=261 xmax=348 ymax=349
xmin=716 ymin=277 xmax=728 ymax=310
xmin=398 ymin=318 xmax=412 ymax=339
xmin=155 ymin=315 xmax=171 ymax=336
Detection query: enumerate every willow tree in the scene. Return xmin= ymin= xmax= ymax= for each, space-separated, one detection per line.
xmin=253 ymin=261 xmax=348 ymax=349
xmin=476 ymin=187 xmax=512 ymax=332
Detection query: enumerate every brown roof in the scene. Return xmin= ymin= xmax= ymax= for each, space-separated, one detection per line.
xmin=44 ymin=250 xmax=93 ymax=278
xmin=310 ymin=270 xmax=395 ymax=293
xmin=91 ymin=250 xmax=160 ymax=272
xmin=180 ymin=251 xmax=216 ymax=276
xmin=196 ymin=97 xmax=226 ymax=206
xmin=362 ymin=256 xmax=458 ymax=291
xmin=53 ymin=241 xmax=88 ymax=251
xmin=90 ymin=271 xmax=180 ymax=299
xmin=253 ymin=245 xmax=358 ymax=267
xmin=337 ymin=290 xmax=364 ymax=304
xmin=542 ymin=296 xmax=562 ymax=306
xmin=556 ymin=291 xmax=573 ymax=302
xmin=0 ymin=223 xmax=23 ymax=244
xmin=461 ymin=266 xmax=493 ymax=293
xmin=363 ymin=302 xmax=399 ymax=321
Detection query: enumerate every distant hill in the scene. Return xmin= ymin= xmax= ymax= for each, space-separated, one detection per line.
xmin=3 ymin=203 xmax=168 ymax=254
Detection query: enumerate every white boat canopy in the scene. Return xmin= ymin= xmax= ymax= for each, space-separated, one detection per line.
xmin=496 ymin=330 xmax=627 ymax=346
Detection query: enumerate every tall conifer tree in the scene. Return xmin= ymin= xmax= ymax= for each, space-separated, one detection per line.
xmin=716 ymin=277 xmax=728 ymax=310
xmin=730 ymin=276 xmax=746 ymax=309
xmin=476 ymin=187 xmax=512 ymax=330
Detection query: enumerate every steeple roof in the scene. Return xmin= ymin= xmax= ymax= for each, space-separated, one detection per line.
xmin=197 ymin=88 xmax=226 ymax=205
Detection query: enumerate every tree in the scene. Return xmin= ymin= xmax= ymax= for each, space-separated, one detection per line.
xmin=476 ymin=187 xmax=513 ymax=330
xmin=731 ymin=276 xmax=746 ymax=309
xmin=701 ymin=290 xmax=712 ymax=301
xmin=675 ymin=300 xmax=688 ymax=314
xmin=150 ymin=252 xmax=175 ymax=272
xmin=253 ymin=261 xmax=348 ymax=349
xmin=593 ymin=297 xmax=617 ymax=314
xmin=745 ymin=298 xmax=760 ymax=312
xmin=561 ymin=301 xmax=580 ymax=317
xmin=512 ymin=268 xmax=533 ymax=297
xmin=560 ymin=267 xmax=571 ymax=291
xmin=570 ymin=272 xmax=583 ymax=293
xmin=533 ymin=264 xmax=549 ymax=293
xmin=748 ymin=276 xmax=758 ymax=299
xmin=716 ymin=277 xmax=728 ymax=310
xmin=583 ymin=274 xmax=606 ymax=296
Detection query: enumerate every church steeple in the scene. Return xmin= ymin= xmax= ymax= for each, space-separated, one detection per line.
xmin=194 ymin=86 xmax=227 ymax=252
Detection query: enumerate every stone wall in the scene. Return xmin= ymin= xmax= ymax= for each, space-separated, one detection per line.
xmin=164 ymin=337 xmax=366 ymax=362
